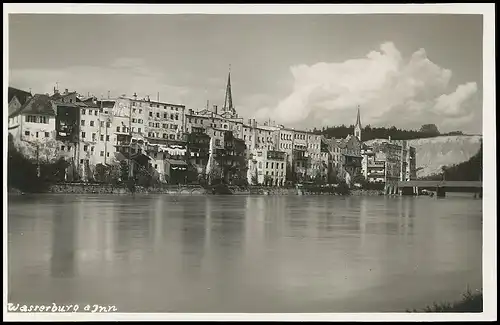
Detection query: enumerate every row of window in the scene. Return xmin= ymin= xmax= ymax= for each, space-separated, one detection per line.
xmin=131 ymin=101 xmax=181 ymax=111
xmin=25 ymin=115 xmax=49 ymax=124
xmin=259 ymin=171 xmax=285 ymax=177
xmin=24 ymin=131 xmax=50 ymax=138
xmin=131 ymin=118 xmax=144 ymax=124
xmin=148 ymin=122 xmax=178 ymax=129
xmin=149 ymin=112 xmax=179 ymax=120
xmin=258 ymin=161 xmax=285 ymax=170
xmin=81 ymin=132 xmax=110 ymax=142
xmin=147 ymin=132 xmax=180 ymax=140
xmin=81 ymin=109 xmax=98 ymax=116
xmin=280 ymin=133 xmax=292 ymax=141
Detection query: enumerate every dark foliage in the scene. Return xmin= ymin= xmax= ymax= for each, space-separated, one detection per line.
xmin=7 ymin=134 xmax=68 ymax=193
xmin=318 ymin=124 xmax=462 ymax=141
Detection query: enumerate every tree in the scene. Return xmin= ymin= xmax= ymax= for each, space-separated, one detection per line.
xmin=263 ymin=174 xmax=272 ymax=187
xmin=419 ymin=124 xmax=440 ymax=136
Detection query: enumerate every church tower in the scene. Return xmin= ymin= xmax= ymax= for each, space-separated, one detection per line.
xmin=222 ymin=65 xmax=235 ymax=116
xmin=354 ymin=105 xmax=362 ymax=141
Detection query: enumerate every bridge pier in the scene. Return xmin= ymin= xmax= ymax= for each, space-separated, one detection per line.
xmin=401 ymin=187 xmax=413 ymax=196
xmin=436 ymin=186 xmax=446 ymax=198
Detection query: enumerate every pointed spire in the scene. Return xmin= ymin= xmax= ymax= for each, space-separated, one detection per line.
xmin=223 ymin=64 xmax=234 ymax=114
xmin=356 ymin=105 xmax=361 ymax=128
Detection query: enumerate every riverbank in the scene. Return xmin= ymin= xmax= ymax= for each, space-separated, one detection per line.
xmin=408 ymin=290 xmax=483 ymax=313
xmin=8 ymin=183 xmax=384 ymax=196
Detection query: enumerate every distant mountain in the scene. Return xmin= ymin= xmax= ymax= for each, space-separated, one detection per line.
xmin=364 ymin=135 xmax=483 ymax=178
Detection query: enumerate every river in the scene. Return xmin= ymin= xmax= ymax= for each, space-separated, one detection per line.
xmin=7 ymin=193 xmax=482 ymax=313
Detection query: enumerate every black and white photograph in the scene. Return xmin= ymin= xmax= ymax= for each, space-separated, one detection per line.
xmin=3 ymin=3 xmax=496 ymax=322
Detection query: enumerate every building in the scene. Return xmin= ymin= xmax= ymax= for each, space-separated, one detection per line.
xmin=247 ymin=148 xmax=287 ymax=186
xmin=8 ymin=87 xmax=32 ymax=138
xmin=8 ymin=94 xmax=61 ymax=164
xmin=361 ymin=138 xmax=417 ymax=185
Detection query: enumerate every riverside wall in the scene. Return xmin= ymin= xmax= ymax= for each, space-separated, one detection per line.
xmin=10 ymin=183 xmax=383 ymax=196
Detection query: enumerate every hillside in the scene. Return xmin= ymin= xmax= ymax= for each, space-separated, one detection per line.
xmin=364 ymin=135 xmax=482 ymax=178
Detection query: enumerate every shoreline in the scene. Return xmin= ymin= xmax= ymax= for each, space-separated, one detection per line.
xmin=8 ymin=183 xmax=385 ymax=196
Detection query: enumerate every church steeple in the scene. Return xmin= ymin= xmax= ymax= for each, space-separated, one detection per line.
xmin=223 ymin=65 xmax=234 ymax=115
xmin=354 ymin=105 xmax=362 ymax=141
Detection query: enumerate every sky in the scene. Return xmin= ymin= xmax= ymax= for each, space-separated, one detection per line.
xmin=8 ymin=13 xmax=483 ymax=134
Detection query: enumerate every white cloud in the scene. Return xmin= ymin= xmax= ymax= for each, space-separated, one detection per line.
xmin=261 ymin=42 xmax=479 ymax=131
xmin=434 ymin=82 xmax=478 ymax=116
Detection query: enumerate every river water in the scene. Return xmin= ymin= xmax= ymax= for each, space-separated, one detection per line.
xmin=7 ymin=194 xmax=482 ymax=313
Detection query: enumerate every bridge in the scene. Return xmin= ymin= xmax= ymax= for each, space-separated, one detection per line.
xmin=395 ymin=180 xmax=482 ymax=197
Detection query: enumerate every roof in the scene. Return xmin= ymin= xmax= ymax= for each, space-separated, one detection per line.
xmin=165 ymin=159 xmax=188 ymax=166
xmin=8 ymin=87 xmax=32 ymax=106
xmin=9 ymin=94 xmax=55 ymax=118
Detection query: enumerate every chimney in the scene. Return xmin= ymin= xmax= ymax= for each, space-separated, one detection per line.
xmin=64 ymin=88 xmax=69 ymax=95
xmin=133 ymin=92 xmax=137 ymax=99
xmin=53 ymin=87 xmax=59 ymax=95
xmin=213 ymin=105 xmax=218 ymax=114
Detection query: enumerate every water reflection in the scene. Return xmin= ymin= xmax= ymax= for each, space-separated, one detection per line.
xmin=50 ymin=209 xmax=76 ymax=278
xmin=8 ymin=194 xmax=482 ymax=313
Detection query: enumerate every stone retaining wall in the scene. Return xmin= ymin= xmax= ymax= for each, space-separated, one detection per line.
xmin=48 ymin=183 xmax=207 ymax=195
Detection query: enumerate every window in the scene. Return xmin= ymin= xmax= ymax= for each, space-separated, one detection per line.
xmin=107 ymin=152 xmax=110 ymax=157
xmin=139 ymin=109 xmax=142 ymax=114
xmin=156 ymin=123 xmax=160 ymax=128
xmin=81 ymin=132 xmax=86 ymax=138
xmin=170 ymin=114 xmax=174 ymax=120
xmin=36 ymin=132 xmax=39 ymax=138
xmin=149 ymin=112 xmax=153 ymax=117
xmin=169 ymin=134 xmax=175 ymax=140
xmin=92 ymin=133 xmax=96 ymax=141
xmin=163 ymin=133 xmax=167 ymax=139
xmin=122 ymin=127 xmax=127 ymax=133
xmin=91 ymin=146 xmax=94 ymax=153
xmin=175 ymin=107 xmax=179 ymax=111
xmin=106 ymin=135 xmax=109 ymax=141
xmin=133 ymin=102 xmax=136 ymax=107
xmin=106 ymin=122 xmax=110 ymax=128
xmin=138 ymin=128 xmax=141 ymax=133
xmin=163 ymin=123 xmax=167 ymax=128
xmin=81 ymin=120 xmax=85 ymax=126
xmin=100 ymin=151 xmax=104 ymax=157
xmin=258 ymin=162 xmax=262 ymax=169
xmin=164 ymin=113 xmax=167 ymax=119
xmin=80 ymin=159 xmax=84 ymax=164
xmin=82 ymin=109 xmax=86 ymax=115
xmin=84 ymin=145 xmax=88 ymax=151
xmin=132 ymin=118 xmax=136 ymax=123
xmin=90 ymin=121 xmax=94 ymax=127
xmin=61 ymin=145 xmax=65 ymax=151
xmin=175 ymin=114 xmax=179 ymax=120
xmin=43 ymin=132 xmax=49 ymax=138
xmin=94 ymin=110 xmax=98 ymax=116
xmin=157 ymin=104 xmax=160 ymax=108
xmin=156 ymin=113 xmax=160 ymax=118
xmin=100 ymin=134 xmax=104 ymax=141
xmin=154 ymin=164 xmax=158 ymax=169
xmin=215 ymin=139 xmax=221 ymax=146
